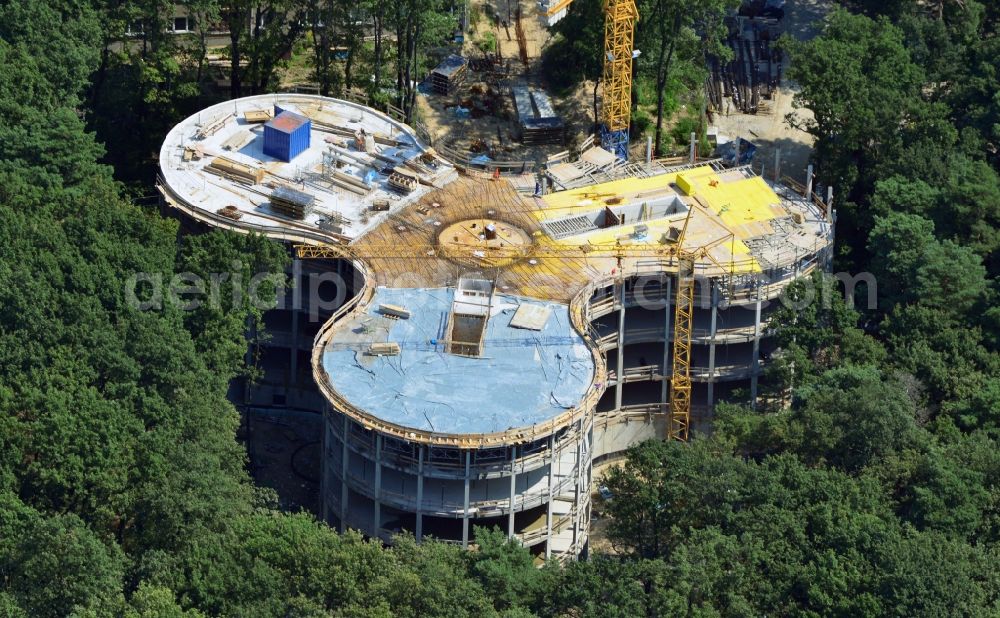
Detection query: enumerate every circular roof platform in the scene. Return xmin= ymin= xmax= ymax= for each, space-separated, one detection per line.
xmin=436 ymin=218 xmax=532 ymax=268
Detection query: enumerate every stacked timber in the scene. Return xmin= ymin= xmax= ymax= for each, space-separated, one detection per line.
xmin=221 ymin=130 xmax=255 ymax=151
xmin=367 ymin=342 xmax=401 ymax=356
xmin=244 ymin=109 xmax=272 ymax=123
xmin=309 ymin=120 xmax=406 ymax=147
xmin=195 ymin=112 xmax=233 ymax=139
xmin=207 ymin=156 xmax=264 ymax=184
xmin=328 ymin=170 xmax=372 ymax=195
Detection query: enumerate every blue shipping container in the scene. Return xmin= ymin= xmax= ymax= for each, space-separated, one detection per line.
xmin=263 ymin=111 xmax=311 ymax=162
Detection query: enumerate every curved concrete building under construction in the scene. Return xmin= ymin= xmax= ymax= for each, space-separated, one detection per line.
xmin=158 ymin=94 xmax=834 ymax=561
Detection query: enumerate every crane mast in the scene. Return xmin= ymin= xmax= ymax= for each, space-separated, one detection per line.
xmin=669 ymin=254 xmax=694 ymax=441
xmin=601 ymin=0 xmax=637 ymax=160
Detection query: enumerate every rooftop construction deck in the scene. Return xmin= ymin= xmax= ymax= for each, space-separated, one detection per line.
xmin=158 ymin=94 xmax=457 ymax=242
xmin=322 ymin=287 xmax=594 ymax=434
xmin=160 ymin=93 xmax=833 ymax=439
xmin=344 ymin=162 xmax=831 ymax=301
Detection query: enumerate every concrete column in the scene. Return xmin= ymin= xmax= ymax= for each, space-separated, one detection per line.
xmin=805 ymin=164 xmax=814 ymax=198
xmin=707 ymin=284 xmax=719 ymax=411
xmin=773 ymin=147 xmax=781 ymax=182
xmin=415 ymin=446 xmax=424 ymax=542
xmin=615 ymin=282 xmax=626 ymax=410
xmin=340 ymin=415 xmax=349 ymax=533
xmin=373 ymin=435 xmax=382 ymax=536
xmin=544 ymin=434 xmax=555 ymax=560
xmin=826 ymin=185 xmax=834 ymax=220
xmin=645 ymin=136 xmax=653 ymax=169
xmin=321 ymin=418 xmax=330 ymax=523
xmin=462 ymin=450 xmax=471 ymax=549
xmin=292 ymin=257 xmax=302 ymax=312
xmin=689 ymin=132 xmax=697 ymax=163
xmin=507 ymin=446 xmax=517 ymax=539
xmin=661 ymin=277 xmax=672 ymax=403
xmin=750 ymin=286 xmax=763 ymax=408
xmin=290 ymin=307 xmax=299 ymax=383
xmin=572 ymin=421 xmax=583 ymax=550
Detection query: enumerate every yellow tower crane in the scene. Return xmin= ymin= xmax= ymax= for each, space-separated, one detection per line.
xmin=600 ymin=0 xmax=638 ymax=160
xmin=295 ymin=221 xmax=735 ymax=441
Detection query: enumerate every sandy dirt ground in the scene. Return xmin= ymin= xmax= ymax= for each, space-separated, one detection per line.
xmin=413 ymin=0 xmax=591 ymax=162
xmin=711 ymin=0 xmax=835 ymax=182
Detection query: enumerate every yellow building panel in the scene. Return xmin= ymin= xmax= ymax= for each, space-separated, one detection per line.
xmin=536 ymin=172 xmax=685 ymax=219
xmin=533 ymin=166 xmax=789 ymax=275
xmin=676 ymin=170 xmax=785 ymax=234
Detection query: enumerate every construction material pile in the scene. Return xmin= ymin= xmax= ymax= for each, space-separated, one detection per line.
xmin=512 ymin=87 xmax=564 ymax=146
xmin=707 ymin=15 xmax=782 ymax=116
xmin=270 ymin=185 xmax=316 ymax=219
xmin=430 ymin=55 xmax=468 ymax=95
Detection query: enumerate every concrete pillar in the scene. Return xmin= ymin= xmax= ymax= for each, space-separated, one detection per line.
xmin=645 ymin=136 xmax=653 ymax=169
xmin=774 ymin=147 xmax=781 ymax=182
xmin=544 ymin=434 xmax=555 ymax=560
xmin=373 ymin=435 xmax=382 ymax=536
xmin=707 ymin=284 xmax=719 ymax=411
xmin=750 ymin=286 xmax=763 ymax=408
xmin=689 ymin=132 xmax=697 ymax=163
xmin=292 ymin=257 xmax=302 ymax=311
xmin=340 ymin=415 xmax=349 ymax=533
xmin=661 ymin=277 xmax=672 ymax=403
xmin=507 ymin=446 xmax=517 ymax=539
xmin=805 ymin=164 xmax=814 ymax=198
xmin=572 ymin=421 xmax=583 ymax=551
xmin=321 ymin=419 xmax=330 ymax=523
xmin=462 ymin=450 xmax=471 ymax=549
xmin=415 ymin=446 xmax=424 ymax=542
xmin=290 ymin=307 xmax=299 ymax=383
xmin=615 ymin=281 xmax=626 ymax=410
xmin=826 ymin=185 xmax=834 ymax=220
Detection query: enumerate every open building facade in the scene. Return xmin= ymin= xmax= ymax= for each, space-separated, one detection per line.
xmin=159 ymin=94 xmax=834 ymax=562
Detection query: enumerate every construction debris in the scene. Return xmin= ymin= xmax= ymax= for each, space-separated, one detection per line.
xmin=183 ymin=145 xmax=204 ymax=161
xmin=217 ymin=205 xmax=243 ymax=220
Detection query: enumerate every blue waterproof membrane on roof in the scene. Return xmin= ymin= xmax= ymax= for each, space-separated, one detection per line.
xmin=323 ymin=288 xmax=595 ymax=434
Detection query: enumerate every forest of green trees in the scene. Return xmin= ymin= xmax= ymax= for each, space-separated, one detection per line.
xmin=1 ymin=0 xmax=999 ymax=615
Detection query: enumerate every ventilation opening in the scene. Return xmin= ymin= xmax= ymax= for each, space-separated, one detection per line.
xmin=445 ymin=277 xmax=494 ymax=357
xmin=447 ymin=314 xmax=488 ymax=356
